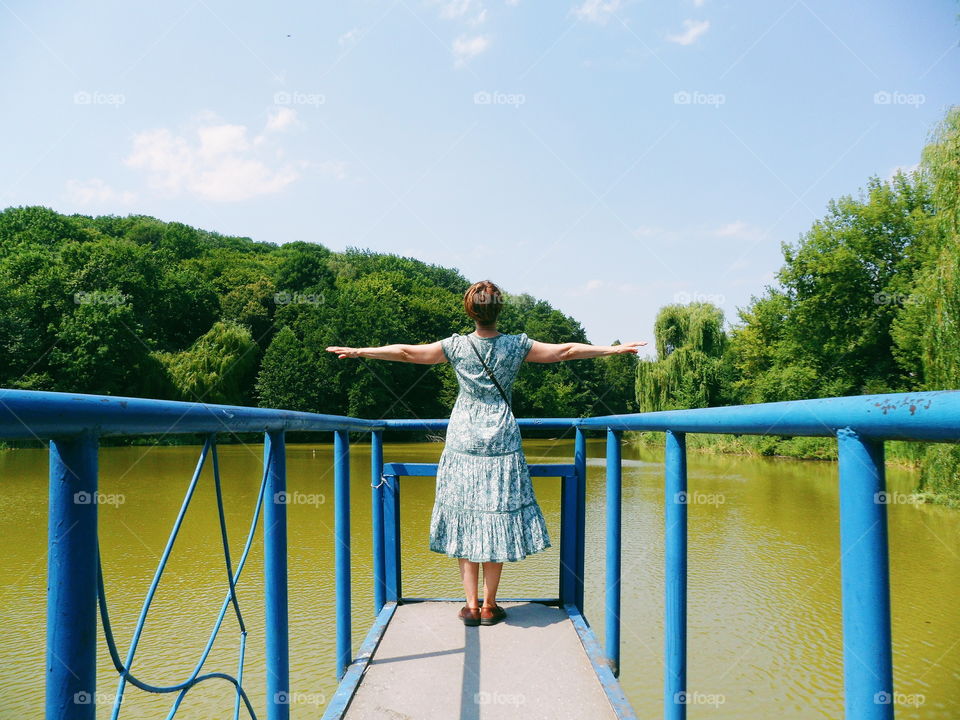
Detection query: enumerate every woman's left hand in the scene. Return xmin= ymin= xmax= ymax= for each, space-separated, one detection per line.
xmin=327 ymin=346 xmax=361 ymax=359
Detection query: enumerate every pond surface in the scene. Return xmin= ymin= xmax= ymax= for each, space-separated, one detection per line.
xmin=1 ymin=437 xmax=958 ymax=718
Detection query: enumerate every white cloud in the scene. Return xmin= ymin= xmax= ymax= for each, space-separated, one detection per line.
xmin=125 ymin=113 xmax=306 ymax=202
xmin=430 ymin=0 xmax=492 ymax=63
xmin=571 ymin=0 xmax=622 ymax=24
xmin=666 ymin=18 xmax=710 ymax=45
xmin=693 ymin=0 xmax=706 ymax=6
xmin=197 ymin=123 xmax=249 ymax=158
xmin=265 ymin=106 xmax=299 ymax=133
xmin=715 ymin=220 xmax=749 ymax=237
xmin=453 ymin=34 xmax=491 ymax=66
xmin=339 ymin=27 xmax=361 ymax=47
xmin=440 ymin=0 xmax=475 ymax=19
xmin=65 ymin=178 xmax=135 ymax=206
xmin=715 ymin=220 xmax=764 ymax=243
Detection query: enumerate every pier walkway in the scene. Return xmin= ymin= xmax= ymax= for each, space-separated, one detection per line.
xmin=339 ymin=601 xmax=622 ymax=720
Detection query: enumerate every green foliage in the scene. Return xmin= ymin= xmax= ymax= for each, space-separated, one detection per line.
xmin=730 ymin=172 xmax=936 ymax=403
xmin=0 ymin=205 xmax=632 ymax=420
xmin=501 ymin=293 xmax=607 ymax=418
xmin=156 ymin=321 xmax=259 ymax=405
xmin=636 ymin=303 xmax=727 ymax=412
xmin=918 ymin=444 xmax=960 ymax=505
xmin=886 ymin=107 xmax=960 ymax=505
xmin=50 ymin=299 xmax=169 ymax=398
xmin=255 ymin=326 xmax=330 ymax=412
xmin=596 ymin=341 xmax=640 ymax=415
xmin=892 ymin=107 xmax=960 ymax=390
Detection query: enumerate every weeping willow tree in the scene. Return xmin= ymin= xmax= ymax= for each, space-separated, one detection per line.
xmin=636 ymin=303 xmax=727 ymax=412
xmin=892 ymin=106 xmax=960 ymax=502
xmin=893 ymin=106 xmax=960 ymax=389
xmin=155 ymin=320 xmax=260 ymax=405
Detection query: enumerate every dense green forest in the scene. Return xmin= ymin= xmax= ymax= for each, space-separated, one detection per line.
xmin=0 ymin=209 xmax=637 ymax=423
xmin=635 ymin=106 xmax=960 ymax=503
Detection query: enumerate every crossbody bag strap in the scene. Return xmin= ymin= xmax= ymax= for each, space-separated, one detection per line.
xmin=466 ymin=335 xmax=511 ymax=409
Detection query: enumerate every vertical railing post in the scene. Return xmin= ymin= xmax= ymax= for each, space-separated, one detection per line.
xmin=605 ymin=427 xmax=622 ymax=676
xmin=382 ymin=474 xmax=401 ymax=603
xmin=559 ymin=471 xmax=578 ymax=606
xmin=837 ymin=429 xmax=894 ymax=720
xmin=334 ymin=429 xmax=352 ymax=679
xmin=664 ymin=430 xmax=687 ymax=720
xmin=264 ymin=430 xmax=289 ymax=720
xmin=371 ymin=430 xmax=385 ymax=615
xmin=47 ymin=432 xmax=98 ymax=720
xmin=574 ymin=426 xmax=587 ymax=614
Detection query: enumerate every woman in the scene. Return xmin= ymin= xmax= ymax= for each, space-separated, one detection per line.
xmin=327 ymin=280 xmax=645 ymax=626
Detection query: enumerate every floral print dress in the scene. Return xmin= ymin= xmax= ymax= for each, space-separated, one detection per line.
xmin=428 ymin=331 xmax=552 ymax=562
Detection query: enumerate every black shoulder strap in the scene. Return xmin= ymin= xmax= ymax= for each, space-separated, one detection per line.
xmin=466 ymin=335 xmax=511 ymax=408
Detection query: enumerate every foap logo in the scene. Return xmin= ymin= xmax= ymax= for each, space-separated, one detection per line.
xmin=673 ymin=291 xmax=725 ymax=305
xmin=74 ymin=290 xmax=128 ymax=306
xmin=74 ymin=490 xmax=126 ymax=507
xmin=673 ymin=90 xmax=725 ymax=108
xmin=273 ymin=491 xmax=326 ymax=507
xmin=473 ymin=90 xmax=526 ymax=108
xmin=275 ymin=690 xmax=326 ymax=707
xmin=874 ymin=491 xmax=923 ymax=506
xmin=673 ymin=690 xmax=725 ymax=708
xmin=474 ymin=691 xmax=526 ymax=707
xmin=273 ymin=90 xmax=326 ymax=108
xmin=874 ymin=690 xmax=925 ymax=708
xmin=873 ymin=291 xmax=922 ymax=306
xmin=74 ymin=90 xmax=126 ymax=108
xmin=675 ymin=491 xmax=725 ymax=506
xmin=74 ymin=691 xmax=119 ymax=706
xmin=873 ymin=90 xmax=925 ymax=108
xmin=274 ymin=291 xmax=325 ymax=306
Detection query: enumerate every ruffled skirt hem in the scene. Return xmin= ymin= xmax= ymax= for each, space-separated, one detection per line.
xmin=429 ymin=499 xmax=552 ymax=563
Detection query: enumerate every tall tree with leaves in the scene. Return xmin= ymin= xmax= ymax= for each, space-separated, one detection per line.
xmin=156 ymin=321 xmax=260 ymax=405
xmin=636 ymin=303 xmax=727 ymax=412
xmin=892 ymin=107 xmax=960 ymax=390
xmin=730 ymin=171 xmax=936 ymax=402
xmin=888 ymin=107 xmax=960 ymax=501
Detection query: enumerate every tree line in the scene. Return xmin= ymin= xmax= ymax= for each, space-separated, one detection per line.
xmin=0 ymin=210 xmax=637 ymax=426
xmin=1 ymin=107 xmax=957 ymax=496
xmin=636 ymin=106 xmax=960 ymax=501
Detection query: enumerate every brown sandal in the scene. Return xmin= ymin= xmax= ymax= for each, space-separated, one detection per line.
xmin=480 ymin=604 xmax=506 ymax=626
xmin=458 ymin=605 xmax=481 ymax=626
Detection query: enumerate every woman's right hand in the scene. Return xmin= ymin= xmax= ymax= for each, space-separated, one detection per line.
xmin=613 ymin=341 xmax=647 ymax=354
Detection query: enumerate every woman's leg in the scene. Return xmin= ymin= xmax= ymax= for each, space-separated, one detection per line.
xmin=459 ymin=558 xmax=480 ymax=608
xmin=481 ymin=562 xmax=503 ymax=607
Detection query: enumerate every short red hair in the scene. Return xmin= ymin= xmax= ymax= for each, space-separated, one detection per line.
xmin=464 ymin=280 xmax=504 ymax=326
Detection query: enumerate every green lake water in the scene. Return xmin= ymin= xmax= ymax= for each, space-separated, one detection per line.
xmin=1 ymin=438 xmax=958 ymax=718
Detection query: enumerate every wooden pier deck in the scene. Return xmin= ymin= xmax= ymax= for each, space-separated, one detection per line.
xmin=326 ymin=601 xmax=634 ymax=720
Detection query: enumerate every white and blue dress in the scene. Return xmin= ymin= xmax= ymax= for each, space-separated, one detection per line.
xmin=428 ymin=331 xmax=552 ymax=562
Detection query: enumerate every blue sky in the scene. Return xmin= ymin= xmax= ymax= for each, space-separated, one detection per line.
xmin=2 ymin=0 xmax=958 ymax=351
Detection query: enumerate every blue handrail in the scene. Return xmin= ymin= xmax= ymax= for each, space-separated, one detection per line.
xmin=6 ymin=387 xmax=958 ymax=720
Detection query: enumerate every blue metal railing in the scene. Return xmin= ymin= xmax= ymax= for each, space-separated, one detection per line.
xmin=371 ymin=459 xmax=582 ymax=615
xmin=3 ymin=388 xmax=959 ymax=719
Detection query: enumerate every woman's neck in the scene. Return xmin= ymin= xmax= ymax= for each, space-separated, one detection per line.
xmin=473 ymin=324 xmax=500 ymax=338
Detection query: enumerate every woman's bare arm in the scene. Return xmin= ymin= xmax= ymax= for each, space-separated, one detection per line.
xmin=525 ymin=340 xmax=646 ymax=363
xmin=326 ymin=342 xmax=447 ymax=365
